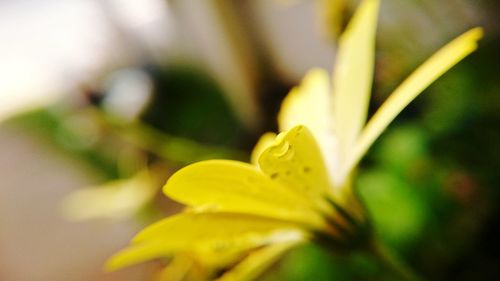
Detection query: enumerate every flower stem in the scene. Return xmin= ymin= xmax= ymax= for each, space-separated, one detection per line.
xmin=368 ymin=239 xmax=424 ymax=281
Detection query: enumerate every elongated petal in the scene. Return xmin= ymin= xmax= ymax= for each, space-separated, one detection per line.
xmin=278 ymin=68 xmax=331 ymax=136
xmin=154 ymin=253 xmax=217 ymax=281
xmin=216 ymin=241 xmax=302 ymax=281
xmin=133 ymin=212 xmax=304 ymax=243
xmin=106 ymin=240 xmax=182 ymax=271
xmin=345 ymin=28 xmax=483 ymax=175
xmin=278 ymin=69 xmax=340 ymax=179
xmin=195 ymin=230 xmax=303 ymax=271
xmin=106 ymin=212 xmax=305 ymax=271
xmin=155 ymin=254 xmax=195 ymax=281
xmin=251 ymin=132 xmax=277 ymax=166
xmin=164 ymin=160 xmax=325 ymax=226
xmin=331 ymin=0 xmax=379 ymax=173
xmin=258 ymin=126 xmax=332 ymax=207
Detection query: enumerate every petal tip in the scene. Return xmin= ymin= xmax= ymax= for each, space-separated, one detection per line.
xmin=104 ymin=255 xmax=122 ymax=272
xmin=467 ymin=27 xmax=484 ymax=44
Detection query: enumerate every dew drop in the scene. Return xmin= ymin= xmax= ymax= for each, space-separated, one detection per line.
xmin=271 ymin=141 xmax=290 ymax=157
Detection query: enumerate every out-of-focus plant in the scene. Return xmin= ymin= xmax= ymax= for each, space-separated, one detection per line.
xmin=55 ymin=107 xmax=247 ymax=222
xmin=4 ymin=65 xmax=249 ymax=224
xmin=106 ymin=0 xmax=482 ymax=280
xmin=61 ymin=169 xmax=160 ymax=221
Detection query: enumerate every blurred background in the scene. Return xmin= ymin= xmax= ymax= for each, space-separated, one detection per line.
xmin=0 ymin=0 xmax=499 ymax=280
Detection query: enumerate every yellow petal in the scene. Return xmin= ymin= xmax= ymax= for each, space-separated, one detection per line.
xmin=155 ymin=254 xmax=194 ymax=281
xmin=61 ymin=170 xmax=158 ymax=220
xmin=193 ymin=230 xmax=303 ymax=271
xmin=331 ymin=0 xmax=379 ymax=174
xmin=106 ymin=212 xmax=305 ymax=271
xmin=278 ymin=69 xmax=339 ymax=181
xmin=164 ymin=160 xmax=324 ymax=226
xmin=345 ymin=27 xmax=483 ymax=175
xmin=251 ymin=132 xmax=277 ymax=166
xmin=216 ymin=241 xmax=302 ymax=281
xmin=133 ymin=212 xmax=304 ymax=244
xmin=278 ymin=68 xmax=331 ymax=136
xmin=154 ymin=252 xmax=227 ymax=281
xmin=257 ymin=126 xmax=332 ymax=208
xmin=106 ymin=240 xmax=178 ymax=271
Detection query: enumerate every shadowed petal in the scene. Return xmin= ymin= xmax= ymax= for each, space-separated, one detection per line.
xmin=331 ymin=0 xmax=379 ymax=179
xmin=106 ymin=212 xmax=305 ymax=271
xmin=216 ymin=241 xmax=302 ymax=281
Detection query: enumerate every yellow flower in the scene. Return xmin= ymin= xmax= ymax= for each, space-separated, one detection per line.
xmin=107 ymin=0 xmax=482 ymax=279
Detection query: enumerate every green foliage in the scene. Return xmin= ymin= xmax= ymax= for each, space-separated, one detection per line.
xmin=5 ymin=108 xmax=120 ymax=179
xmin=263 ymin=244 xmax=381 ymax=281
xmin=141 ymin=66 xmax=249 ymax=148
xmin=357 ymin=125 xmax=429 ymax=249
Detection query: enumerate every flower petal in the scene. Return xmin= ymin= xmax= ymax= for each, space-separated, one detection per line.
xmin=216 ymin=241 xmax=302 ymax=281
xmin=155 ymin=254 xmax=195 ymax=281
xmin=133 ymin=212 xmax=304 ymax=244
xmin=278 ymin=69 xmax=340 ymax=179
xmin=61 ymin=170 xmax=158 ymax=220
xmin=164 ymin=162 xmax=324 ymax=226
xmin=106 ymin=212 xmax=305 ymax=271
xmin=106 ymin=240 xmax=179 ymax=271
xmin=257 ymin=126 xmax=332 ymax=207
xmin=278 ymin=68 xmax=331 ymax=137
xmin=331 ymin=0 xmax=379 ymax=174
xmin=345 ymin=27 xmax=483 ymax=175
xmin=251 ymin=132 xmax=277 ymax=166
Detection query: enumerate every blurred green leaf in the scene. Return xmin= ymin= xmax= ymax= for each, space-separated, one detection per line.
xmin=263 ymin=244 xmax=380 ymax=281
xmin=5 ymin=108 xmax=120 ymax=178
xmin=358 ymin=168 xmax=428 ymax=249
xmin=142 ymin=66 xmax=249 ymax=148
